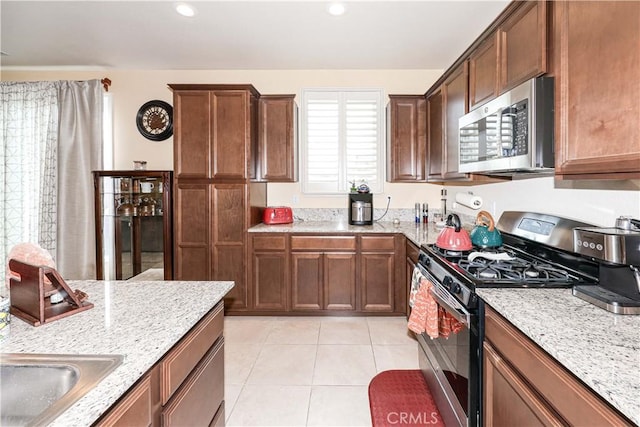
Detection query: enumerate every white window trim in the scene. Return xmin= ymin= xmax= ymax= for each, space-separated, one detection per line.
xmin=300 ymin=88 xmax=385 ymax=195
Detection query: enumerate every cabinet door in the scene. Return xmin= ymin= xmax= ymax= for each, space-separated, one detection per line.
xmin=405 ymin=240 xmax=419 ymax=317
xmin=251 ymin=235 xmax=288 ymax=311
xmin=554 ymin=1 xmax=640 ymax=178
xmin=291 ymin=252 xmax=323 ymax=311
xmin=360 ymin=252 xmax=394 ymax=312
xmin=324 ymin=253 xmax=357 ymax=311
xmin=499 ymin=1 xmax=548 ymax=92
xmin=211 ymin=91 xmax=251 ymax=180
xmin=212 ymin=184 xmax=248 ymax=310
xmin=469 ymin=33 xmax=499 ymax=110
xmin=427 ymin=89 xmax=444 ymax=180
xmin=387 ymin=96 xmax=427 ymax=182
xmin=258 ymin=95 xmax=297 ymax=182
xmin=483 ymin=342 xmax=564 ymax=426
xmin=173 ymin=91 xmax=212 ymax=179
xmin=174 ymin=183 xmax=211 ymax=280
xmin=162 ymin=339 xmax=225 ymax=427
xmin=442 ymin=63 xmax=469 ymax=180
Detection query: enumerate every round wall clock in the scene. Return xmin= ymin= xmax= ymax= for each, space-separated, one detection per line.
xmin=136 ymin=100 xmax=173 ymax=141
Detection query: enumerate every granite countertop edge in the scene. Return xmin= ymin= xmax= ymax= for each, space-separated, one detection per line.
xmin=249 ymin=220 xmax=440 ymax=247
xmin=0 ymin=280 xmax=234 ymax=426
xmin=477 ymin=288 xmax=640 ymax=425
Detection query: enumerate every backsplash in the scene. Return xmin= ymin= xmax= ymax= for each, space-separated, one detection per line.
xmin=290 ymin=208 xmax=476 ymax=224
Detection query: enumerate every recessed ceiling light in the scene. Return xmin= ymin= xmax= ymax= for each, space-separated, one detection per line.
xmin=175 ymin=3 xmax=196 ymax=17
xmin=327 ymin=2 xmax=346 ymax=16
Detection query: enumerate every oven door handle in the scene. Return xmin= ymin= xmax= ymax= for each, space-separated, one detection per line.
xmin=429 ymin=284 xmax=471 ymax=327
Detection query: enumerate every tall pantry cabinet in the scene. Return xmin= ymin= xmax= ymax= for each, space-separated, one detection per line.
xmin=169 ymin=84 xmax=267 ymax=312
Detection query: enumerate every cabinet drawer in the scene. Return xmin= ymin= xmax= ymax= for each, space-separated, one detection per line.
xmin=361 ymin=235 xmax=395 ymax=251
xmin=485 ymin=307 xmax=631 ymax=426
xmin=291 ymin=235 xmax=356 ymax=251
xmin=252 ymin=234 xmax=286 ymax=251
xmin=161 ymin=302 xmax=224 ymax=404
xmin=162 ymin=338 xmax=225 ymax=426
xmin=96 ymin=374 xmax=153 ymax=427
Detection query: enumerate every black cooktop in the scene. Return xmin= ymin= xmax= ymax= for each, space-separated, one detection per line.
xmin=423 ymin=243 xmax=597 ymax=289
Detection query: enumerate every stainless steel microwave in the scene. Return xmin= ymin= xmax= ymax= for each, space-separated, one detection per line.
xmin=458 ymin=77 xmax=554 ymax=175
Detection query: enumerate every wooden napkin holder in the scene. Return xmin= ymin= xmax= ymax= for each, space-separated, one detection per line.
xmin=8 ymin=259 xmax=94 ymax=326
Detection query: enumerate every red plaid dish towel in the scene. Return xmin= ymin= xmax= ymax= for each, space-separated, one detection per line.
xmin=408 ymin=277 xmax=463 ymax=339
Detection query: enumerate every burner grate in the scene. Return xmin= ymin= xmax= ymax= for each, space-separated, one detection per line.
xmin=457 ymin=255 xmax=572 ymax=284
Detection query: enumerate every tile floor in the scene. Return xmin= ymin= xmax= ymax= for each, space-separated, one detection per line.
xmin=224 ymin=316 xmax=419 ymax=426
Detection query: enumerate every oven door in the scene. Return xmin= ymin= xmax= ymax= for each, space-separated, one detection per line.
xmin=414 ymin=264 xmax=481 ymax=427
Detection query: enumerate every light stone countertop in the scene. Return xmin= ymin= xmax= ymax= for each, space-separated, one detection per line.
xmin=477 ymin=288 xmax=640 ymax=425
xmin=0 ymin=280 xmax=234 ymax=426
xmin=249 ymin=220 xmax=442 ymax=247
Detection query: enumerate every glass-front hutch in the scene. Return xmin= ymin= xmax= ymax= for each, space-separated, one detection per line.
xmin=93 ymin=171 xmax=172 ymax=280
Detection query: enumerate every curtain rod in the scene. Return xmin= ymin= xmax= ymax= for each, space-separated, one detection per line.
xmin=101 ymin=78 xmax=111 ymax=92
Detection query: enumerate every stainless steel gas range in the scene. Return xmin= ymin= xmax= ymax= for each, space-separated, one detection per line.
xmin=413 ymin=211 xmax=600 ymax=427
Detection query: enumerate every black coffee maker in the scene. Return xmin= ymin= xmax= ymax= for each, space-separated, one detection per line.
xmin=573 ymin=217 xmax=640 ymax=314
xmin=348 ymin=192 xmax=373 ymax=226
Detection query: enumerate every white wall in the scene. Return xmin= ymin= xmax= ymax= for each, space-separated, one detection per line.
xmin=450 ymin=177 xmax=640 ymax=227
xmin=2 ymin=68 xmax=639 ymax=223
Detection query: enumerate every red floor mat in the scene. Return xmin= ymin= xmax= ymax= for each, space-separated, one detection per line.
xmin=368 ymin=370 xmax=446 ymax=427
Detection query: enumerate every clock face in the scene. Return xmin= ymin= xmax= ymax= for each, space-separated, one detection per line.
xmin=136 ymin=100 xmax=173 ymax=141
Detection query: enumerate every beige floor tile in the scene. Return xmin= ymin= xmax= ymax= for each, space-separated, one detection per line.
xmin=224 ymin=317 xmax=276 ymax=344
xmin=246 ymin=344 xmax=317 ymax=385
xmin=266 ymin=318 xmax=321 ymax=344
xmin=226 ymin=385 xmax=311 ymax=426
xmin=224 ymin=384 xmax=243 ymax=422
xmin=225 ymin=343 xmax=263 ymax=385
xmin=318 ymin=317 xmax=371 ymax=345
xmin=372 ymin=344 xmax=420 ymax=372
xmin=307 ymin=386 xmax=372 ymax=426
xmin=367 ymin=316 xmax=417 ymax=345
xmin=313 ymin=345 xmax=377 ymax=385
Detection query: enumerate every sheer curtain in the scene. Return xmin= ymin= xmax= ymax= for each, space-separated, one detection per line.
xmin=0 ymin=82 xmax=59 ymax=283
xmin=0 ymin=80 xmax=103 ymax=281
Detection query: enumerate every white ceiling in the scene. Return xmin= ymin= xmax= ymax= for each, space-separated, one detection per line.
xmin=1 ymin=0 xmax=510 ymax=70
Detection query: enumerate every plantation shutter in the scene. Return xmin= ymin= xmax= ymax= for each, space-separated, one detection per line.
xmin=302 ymin=89 xmax=383 ymax=194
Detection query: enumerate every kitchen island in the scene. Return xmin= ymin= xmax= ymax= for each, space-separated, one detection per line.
xmin=478 ymin=288 xmax=640 ymax=425
xmin=0 ymin=279 xmax=234 ymax=426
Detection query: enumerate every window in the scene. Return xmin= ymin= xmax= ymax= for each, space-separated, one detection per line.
xmin=301 ymin=89 xmax=384 ymax=194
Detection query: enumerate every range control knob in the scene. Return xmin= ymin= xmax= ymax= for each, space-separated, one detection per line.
xmin=418 ymin=253 xmax=431 ymax=267
xmin=443 ymin=276 xmax=460 ymax=293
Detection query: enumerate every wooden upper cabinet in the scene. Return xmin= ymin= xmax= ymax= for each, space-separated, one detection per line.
xmin=427 ymin=88 xmax=444 ymax=180
xmin=258 ymin=95 xmax=297 ymax=182
xmin=442 ymin=62 xmax=469 ymax=180
xmin=469 ymin=33 xmax=499 ymax=110
xmin=468 ymin=1 xmax=548 ymax=110
xmin=499 ymin=0 xmax=548 ymax=92
xmin=553 ymin=1 xmax=640 ymax=179
xmin=172 ymin=90 xmax=211 ymax=179
xmin=170 ymin=84 xmax=259 ymax=181
xmin=387 ymin=95 xmax=427 ymax=182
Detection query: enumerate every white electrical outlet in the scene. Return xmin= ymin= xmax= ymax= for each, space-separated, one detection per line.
xmin=292 ymin=194 xmax=299 ymax=205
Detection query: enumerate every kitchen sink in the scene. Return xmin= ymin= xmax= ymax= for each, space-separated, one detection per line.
xmin=0 ymin=353 xmax=123 ymax=427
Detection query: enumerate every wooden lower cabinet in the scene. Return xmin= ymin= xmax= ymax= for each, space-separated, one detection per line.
xmin=251 ymin=233 xmax=405 ymax=314
xmin=96 ymin=303 xmax=225 ymax=427
xmin=95 ymin=371 xmax=157 ymax=427
xmin=483 ymin=305 xmax=632 ymax=426
xmin=405 ymin=240 xmax=419 ymax=317
xmin=291 ymin=235 xmax=357 ymax=312
xmin=251 ymin=234 xmax=288 ymax=311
